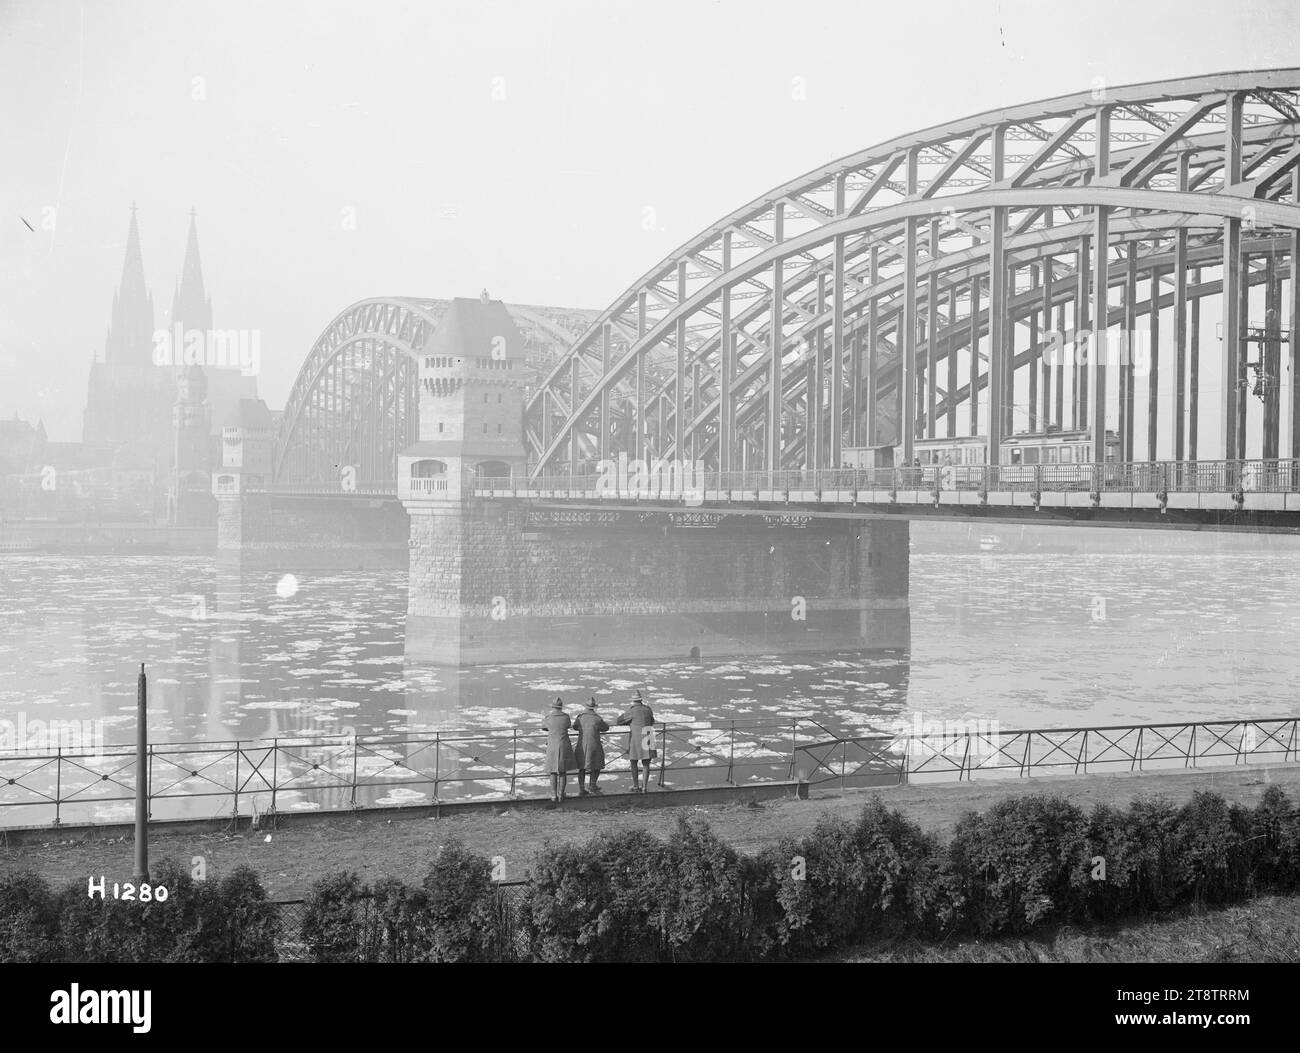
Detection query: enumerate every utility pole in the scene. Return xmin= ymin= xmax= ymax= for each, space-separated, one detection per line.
xmin=134 ymin=662 xmax=149 ymax=883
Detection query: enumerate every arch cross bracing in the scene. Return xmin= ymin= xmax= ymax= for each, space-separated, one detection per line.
xmin=273 ymin=298 xmax=597 ymax=486
xmin=526 ymin=70 xmax=1300 ymax=478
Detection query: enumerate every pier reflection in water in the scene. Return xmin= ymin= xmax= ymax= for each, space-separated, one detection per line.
xmin=0 ymin=555 xmax=914 ymax=744
xmin=0 ymin=553 xmax=912 ymax=823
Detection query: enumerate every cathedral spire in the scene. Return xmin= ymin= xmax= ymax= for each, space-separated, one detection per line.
xmin=171 ymin=207 xmax=211 ymax=337
xmin=102 ymin=203 xmax=155 ymax=368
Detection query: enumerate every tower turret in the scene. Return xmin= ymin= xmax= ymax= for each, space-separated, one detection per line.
xmin=399 ymin=297 xmax=528 ymax=499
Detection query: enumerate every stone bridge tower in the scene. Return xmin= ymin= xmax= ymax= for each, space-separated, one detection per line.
xmin=399 ymin=296 xmax=909 ymax=666
xmin=398 ymin=293 xmax=528 ymax=498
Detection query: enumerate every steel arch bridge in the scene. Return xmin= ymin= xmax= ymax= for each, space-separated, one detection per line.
xmin=273 ymin=298 xmax=596 ymax=486
xmin=525 ymin=69 xmax=1300 ymax=480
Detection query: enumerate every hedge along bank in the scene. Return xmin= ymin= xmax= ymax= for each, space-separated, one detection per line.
xmin=3 ymin=787 xmax=1299 ymax=962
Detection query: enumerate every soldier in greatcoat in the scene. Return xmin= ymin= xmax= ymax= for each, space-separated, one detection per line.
xmin=541 ymin=697 xmax=577 ymax=805
xmin=616 ymin=690 xmax=656 ymax=793
xmin=573 ymin=698 xmax=610 ymax=796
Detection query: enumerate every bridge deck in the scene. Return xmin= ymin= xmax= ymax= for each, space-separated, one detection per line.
xmin=250 ymin=460 xmax=1300 ymax=526
xmin=462 ymin=461 xmax=1300 ymax=525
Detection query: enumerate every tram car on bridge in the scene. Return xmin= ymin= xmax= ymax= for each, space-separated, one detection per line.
xmin=912 ymin=428 xmax=1121 ymax=489
xmin=841 ymin=444 xmax=896 ymax=469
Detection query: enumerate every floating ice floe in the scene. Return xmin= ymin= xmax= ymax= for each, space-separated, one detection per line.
xmin=374 ymin=788 xmax=427 ymax=806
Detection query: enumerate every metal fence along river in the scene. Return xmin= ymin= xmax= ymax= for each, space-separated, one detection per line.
xmin=2 ymin=716 xmax=1298 ymax=829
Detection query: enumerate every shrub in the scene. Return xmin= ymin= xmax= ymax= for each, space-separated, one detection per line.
xmin=1076 ymin=797 xmax=1187 ymax=920
xmin=301 ymin=872 xmax=369 ymax=963
xmin=0 ymin=872 xmax=60 ymax=963
xmin=523 ymin=829 xmax=671 ymax=962
xmin=212 ymin=866 xmax=278 ymax=963
xmin=853 ymin=798 xmax=955 ymax=937
xmin=421 ymin=840 xmax=502 ymax=962
xmin=1175 ymin=791 xmax=1252 ymax=904
xmin=1244 ymin=786 xmax=1300 ymax=892
xmin=661 ymin=816 xmax=748 ymax=961
xmin=743 ymin=806 xmax=956 ymax=959
xmin=947 ymin=794 xmax=1088 ymax=934
xmin=369 ymin=877 xmax=432 ymax=963
xmin=742 ymin=837 xmax=806 ymax=960
xmin=56 ymin=878 xmax=119 ymax=963
xmin=747 ymin=817 xmax=873 ymax=958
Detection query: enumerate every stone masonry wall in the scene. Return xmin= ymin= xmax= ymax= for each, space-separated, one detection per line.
xmin=407 ymin=500 xmax=908 ymax=619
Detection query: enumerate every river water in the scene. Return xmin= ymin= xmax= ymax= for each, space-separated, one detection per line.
xmin=2 ymin=527 xmax=1298 ymax=750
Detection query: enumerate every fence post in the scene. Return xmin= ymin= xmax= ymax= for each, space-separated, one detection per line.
xmin=658 ymin=725 xmax=667 ymax=788
xmin=788 ymin=718 xmax=797 ymax=779
xmin=271 ymin=737 xmax=278 ymax=816
xmin=510 ymin=730 xmax=518 ymax=797
xmin=351 ymin=733 xmax=359 ymax=808
xmin=727 ymin=721 xmax=735 ymax=785
xmin=55 ymin=747 xmax=62 ymax=827
xmin=433 ymin=733 xmax=440 ymax=802
xmin=233 ymin=740 xmax=241 ymax=821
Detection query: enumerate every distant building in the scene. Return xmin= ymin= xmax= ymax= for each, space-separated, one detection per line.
xmin=0 ymin=415 xmax=46 ymax=477
xmin=79 ymin=206 xmax=258 ymax=522
xmin=0 ymin=415 xmax=47 ymax=520
xmin=168 ymin=363 xmax=214 ymax=525
xmin=167 ymin=209 xmax=258 ymax=438
xmin=81 ymin=205 xmax=173 ymax=517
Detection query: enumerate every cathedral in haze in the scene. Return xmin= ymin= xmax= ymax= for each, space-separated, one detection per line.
xmin=80 ymin=206 xmax=260 ymax=523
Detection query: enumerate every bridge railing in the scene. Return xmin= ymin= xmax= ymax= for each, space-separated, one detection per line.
xmin=793 ymin=717 xmax=1300 ymax=787
xmin=244 ymin=482 xmax=401 ymax=496
xmin=475 ymin=458 xmax=1300 ymax=500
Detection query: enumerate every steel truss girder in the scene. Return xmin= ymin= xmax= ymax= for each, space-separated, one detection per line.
xmin=528 ymin=70 xmax=1300 ymax=477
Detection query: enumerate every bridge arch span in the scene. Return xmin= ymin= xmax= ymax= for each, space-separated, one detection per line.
xmin=274 ymin=298 xmax=595 ymax=487
xmin=527 ymin=70 xmax=1300 ymax=477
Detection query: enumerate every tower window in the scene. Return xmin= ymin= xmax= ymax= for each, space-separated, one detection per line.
xmin=483 ymin=423 xmax=488 ymax=433
xmin=438 ymin=422 xmax=444 ymax=433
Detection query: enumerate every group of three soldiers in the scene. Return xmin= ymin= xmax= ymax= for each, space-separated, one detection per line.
xmin=540 ymin=691 xmax=656 ymax=804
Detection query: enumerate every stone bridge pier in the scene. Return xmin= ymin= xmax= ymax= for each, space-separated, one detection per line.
xmin=213 ymin=484 xmax=408 ymax=570
xmin=397 ymin=296 xmax=910 ymax=665
xmin=401 ymin=497 xmax=910 ymax=664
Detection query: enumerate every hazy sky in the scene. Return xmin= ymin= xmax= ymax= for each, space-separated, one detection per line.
xmin=3 ymin=0 xmax=1299 ymax=440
